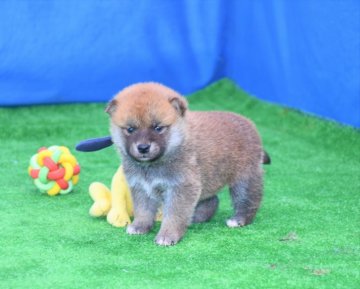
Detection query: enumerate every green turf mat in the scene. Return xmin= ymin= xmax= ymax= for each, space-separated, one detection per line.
xmin=1 ymin=79 xmax=359 ymax=289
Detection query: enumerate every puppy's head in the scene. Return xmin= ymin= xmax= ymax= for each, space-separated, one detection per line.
xmin=106 ymin=82 xmax=188 ymax=163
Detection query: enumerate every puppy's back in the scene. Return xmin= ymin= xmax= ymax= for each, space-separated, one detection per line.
xmin=187 ymin=111 xmax=263 ymax=197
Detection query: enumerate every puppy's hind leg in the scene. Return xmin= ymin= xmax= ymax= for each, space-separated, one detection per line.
xmin=227 ymin=174 xmax=263 ymax=228
xmin=192 ymin=196 xmax=219 ymax=223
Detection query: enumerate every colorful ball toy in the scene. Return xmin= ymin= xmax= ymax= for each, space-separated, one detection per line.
xmin=28 ymin=146 xmax=80 ymax=196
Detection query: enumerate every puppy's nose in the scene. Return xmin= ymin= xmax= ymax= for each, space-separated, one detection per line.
xmin=137 ymin=144 xmax=151 ymax=154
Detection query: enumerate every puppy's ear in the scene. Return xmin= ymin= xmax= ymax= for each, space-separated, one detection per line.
xmin=169 ymin=95 xmax=187 ymax=117
xmin=105 ymin=99 xmax=117 ymax=115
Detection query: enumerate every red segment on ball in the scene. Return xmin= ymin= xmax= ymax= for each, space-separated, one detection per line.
xmin=48 ymin=167 xmax=65 ymax=180
xmin=73 ymin=164 xmax=81 ymax=175
xmin=56 ymin=179 xmax=69 ymax=190
xmin=30 ymin=169 xmax=40 ymax=179
xmin=43 ymin=156 xmax=58 ymax=171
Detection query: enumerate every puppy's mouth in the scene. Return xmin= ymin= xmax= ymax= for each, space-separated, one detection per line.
xmin=131 ymin=153 xmax=163 ymax=163
xmin=138 ymin=154 xmax=154 ymax=161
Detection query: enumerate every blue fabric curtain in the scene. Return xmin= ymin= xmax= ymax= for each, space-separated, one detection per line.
xmin=0 ymin=0 xmax=359 ymax=127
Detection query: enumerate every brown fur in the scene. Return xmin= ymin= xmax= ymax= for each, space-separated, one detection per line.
xmin=107 ymin=82 xmax=265 ymax=246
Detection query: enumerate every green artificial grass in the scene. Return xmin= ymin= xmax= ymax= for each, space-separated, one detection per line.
xmin=1 ymin=79 xmax=359 ymax=289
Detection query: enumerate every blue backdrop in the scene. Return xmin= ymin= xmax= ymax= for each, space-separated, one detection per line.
xmin=0 ymin=1 xmax=359 ymax=127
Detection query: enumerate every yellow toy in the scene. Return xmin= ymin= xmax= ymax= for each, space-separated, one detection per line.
xmin=88 ymin=165 xmax=162 ymax=227
xmin=89 ymin=165 xmax=133 ymax=227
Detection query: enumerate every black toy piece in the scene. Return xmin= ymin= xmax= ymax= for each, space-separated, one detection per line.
xmin=75 ymin=136 xmax=113 ymax=152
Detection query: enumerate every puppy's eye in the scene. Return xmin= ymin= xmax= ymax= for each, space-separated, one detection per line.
xmin=126 ymin=127 xmax=136 ymax=134
xmin=154 ymin=125 xmax=165 ymax=133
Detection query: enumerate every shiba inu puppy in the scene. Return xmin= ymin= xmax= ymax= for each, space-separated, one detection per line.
xmin=106 ymin=83 xmax=268 ymax=246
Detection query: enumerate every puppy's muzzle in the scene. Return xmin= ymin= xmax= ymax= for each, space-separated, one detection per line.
xmin=137 ymin=143 xmax=151 ymax=154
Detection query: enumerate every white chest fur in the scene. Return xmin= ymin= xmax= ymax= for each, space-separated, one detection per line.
xmin=126 ymin=175 xmax=170 ymax=200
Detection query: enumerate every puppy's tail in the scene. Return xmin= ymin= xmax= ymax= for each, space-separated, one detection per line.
xmin=262 ymin=150 xmax=271 ymax=165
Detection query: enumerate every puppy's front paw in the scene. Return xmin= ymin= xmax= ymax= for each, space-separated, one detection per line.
xmin=126 ymin=223 xmax=151 ymax=235
xmin=155 ymin=233 xmax=180 ymax=246
xmin=226 ymin=217 xmax=246 ymax=228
